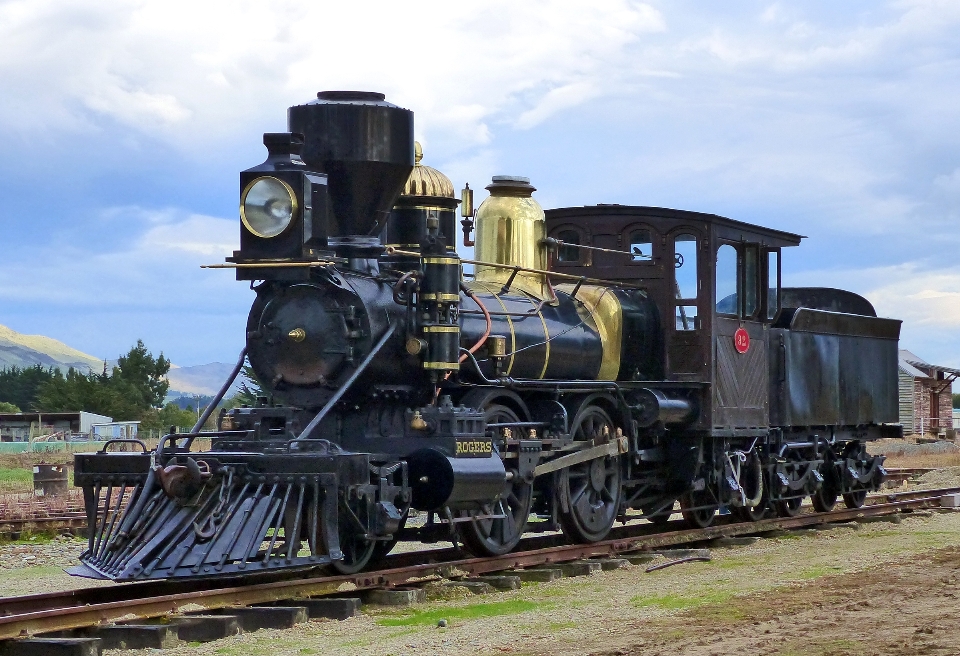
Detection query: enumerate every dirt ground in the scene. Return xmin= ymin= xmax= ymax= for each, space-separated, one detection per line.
xmin=94 ymin=509 xmax=960 ymax=656
xmin=583 ymin=544 xmax=960 ymax=656
xmin=0 ymin=439 xmax=954 ymax=655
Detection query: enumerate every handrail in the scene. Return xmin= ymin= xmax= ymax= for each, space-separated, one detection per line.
xmin=385 ymin=247 xmax=646 ymax=291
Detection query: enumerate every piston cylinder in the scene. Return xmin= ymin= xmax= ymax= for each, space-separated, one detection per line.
xmin=406 ymin=448 xmax=507 ymax=511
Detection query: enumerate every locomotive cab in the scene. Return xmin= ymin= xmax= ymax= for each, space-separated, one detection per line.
xmin=545 ymin=206 xmax=802 ymax=435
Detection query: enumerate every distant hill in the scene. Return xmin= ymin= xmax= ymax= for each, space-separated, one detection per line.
xmin=0 ymin=323 xmax=241 ymax=398
xmin=166 ymin=362 xmax=243 ymax=397
xmin=0 ymin=324 xmax=103 ymax=373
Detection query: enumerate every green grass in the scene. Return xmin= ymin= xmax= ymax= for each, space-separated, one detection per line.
xmin=630 ymin=590 xmax=736 ymax=610
xmin=0 ymin=467 xmax=34 ymax=491
xmin=375 ymin=599 xmax=548 ymax=627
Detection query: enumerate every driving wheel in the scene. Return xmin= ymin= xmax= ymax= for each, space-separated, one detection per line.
xmin=557 ymin=406 xmax=622 ymax=543
xmin=458 ymin=405 xmax=534 ymax=556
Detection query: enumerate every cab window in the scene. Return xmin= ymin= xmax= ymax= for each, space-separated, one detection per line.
xmin=556 ymin=229 xmax=581 ymax=263
xmin=674 ymin=233 xmax=699 ymax=330
xmin=629 ymin=229 xmax=653 ymax=261
xmin=743 ymin=245 xmax=759 ymax=318
xmin=766 ymin=249 xmax=780 ymax=320
xmin=716 ymin=244 xmax=738 ymax=315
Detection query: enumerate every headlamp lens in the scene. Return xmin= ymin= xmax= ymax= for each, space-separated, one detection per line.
xmin=241 ymin=177 xmax=296 ymax=238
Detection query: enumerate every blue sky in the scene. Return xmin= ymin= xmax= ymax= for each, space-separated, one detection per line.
xmin=0 ymin=0 xmax=958 ymax=367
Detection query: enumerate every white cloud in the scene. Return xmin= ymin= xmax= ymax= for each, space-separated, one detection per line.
xmin=0 ymin=0 xmax=666 ymax=151
xmin=2 ymin=0 xmax=960 ymax=367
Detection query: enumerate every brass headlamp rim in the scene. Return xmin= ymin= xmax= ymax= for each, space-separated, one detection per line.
xmin=239 ymin=175 xmax=299 ymax=239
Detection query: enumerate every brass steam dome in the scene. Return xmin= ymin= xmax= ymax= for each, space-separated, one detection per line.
xmin=400 ymin=142 xmax=455 ymax=198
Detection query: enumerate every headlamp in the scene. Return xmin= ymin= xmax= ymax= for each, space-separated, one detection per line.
xmin=240 ymin=176 xmax=298 ymax=238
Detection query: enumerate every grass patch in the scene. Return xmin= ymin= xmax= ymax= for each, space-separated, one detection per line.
xmin=376 ymin=599 xmax=547 ymax=627
xmin=547 ymin=620 xmax=577 ymax=630
xmin=0 ymin=532 xmax=61 ymax=545
xmin=630 ymin=590 xmax=735 ymax=610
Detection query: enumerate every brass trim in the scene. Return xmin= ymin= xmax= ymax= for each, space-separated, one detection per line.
xmin=423 ymin=361 xmax=461 ymax=370
xmin=240 ymin=176 xmax=298 ymax=238
xmin=557 ymin=284 xmax=622 ymax=380
xmin=202 ymin=261 xmax=335 ymax=269
xmin=422 ymin=326 xmax=460 ymax=333
xmin=287 ymin=328 xmax=306 ymax=343
xmin=536 ymin=310 xmax=550 ymax=379
xmin=422 ymin=257 xmax=460 ymax=265
xmin=421 ymin=293 xmax=460 ymax=302
xmin=400 ymin=205 xmax=454 ymax=212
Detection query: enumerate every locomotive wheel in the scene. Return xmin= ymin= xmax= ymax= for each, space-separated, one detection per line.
xmin=370 ymin=513 xmax=407 ymax=562
xmin=458 ymin=406 xmax=534 ymax=556
xmin=775 ymin=496 xmax=804 ymax=517
xmin=330 ymin=528 xmax=376 ymax=574
xmin=557 ymin=407 xmax=622 ymax=543
xmin=842 ymin=490 xmax=867 ymax=509
xmin=679 ymin=489 xmax=716 ymax=529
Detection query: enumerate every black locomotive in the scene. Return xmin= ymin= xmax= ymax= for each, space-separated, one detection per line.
xmin=70 ymin=91 xmax=900 ymax=581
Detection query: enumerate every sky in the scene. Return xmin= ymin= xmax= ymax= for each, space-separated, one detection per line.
xmin=0 ymin=0 xmax=958 ymax=367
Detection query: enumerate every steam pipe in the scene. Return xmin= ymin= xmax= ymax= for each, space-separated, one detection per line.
xmin=191 ymin=347 xmax=249 ymax=434
xmin=296 ymin=323 xmax=397 ymax=440
xmin=459 ymin=283 xmax=491 ymax=364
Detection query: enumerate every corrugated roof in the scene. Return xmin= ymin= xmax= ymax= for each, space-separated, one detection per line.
xmin=899 ymin=360 xmax=929 ymax=378
xmin=898 ymin=349 xmax=960 ymax=378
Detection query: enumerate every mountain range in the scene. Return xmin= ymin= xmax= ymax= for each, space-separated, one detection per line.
xmin=0 ymin=323 xmax=240 ymax=397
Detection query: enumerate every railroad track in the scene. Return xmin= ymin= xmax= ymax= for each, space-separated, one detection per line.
xmin=884 ymin=467 xmax=936 ymax=484
xmin=0 ymin=485 xmax=955 ymax=645
xmin=0 ymin=513 xmax=87 ymax=538
xmin=0 ymin=467 xmax=916 ymax=540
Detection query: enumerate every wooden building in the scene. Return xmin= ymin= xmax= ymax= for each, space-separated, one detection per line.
xmin=898 ymin=350 xmax=957 ymax=438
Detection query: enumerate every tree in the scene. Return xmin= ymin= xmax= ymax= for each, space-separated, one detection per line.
xmin=37 ymin=367 xmax=140 ymax=419
xmin=33 ymin=340 xmax=170 ymax=421
xmin=113 ymin=340 xmax=170 ymax=409
xmin=0 ymin=365 xmax=57 ymax=410
xmin=225 ymin=363 xmax=265 ymax=408
xmin=954 ymin=393 xmax=960 ymax=409
xmin=0 ymin=401 xmax=19 ymax=413
xmin=140 ymin=403 xmax=201 ymax=433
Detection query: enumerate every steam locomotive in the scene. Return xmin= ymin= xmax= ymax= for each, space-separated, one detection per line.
xmin=71 ymin=91 xmax=900 ymax=581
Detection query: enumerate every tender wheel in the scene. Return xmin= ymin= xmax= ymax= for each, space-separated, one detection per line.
xmin=680 ymin=489 xmax=717 ymax=528
xmin=557 ymin=407 xmax=622 ymax=543
xmin=775 ymin=496 xmax=804 ymax=517
xmin=842 ymin=490 xmax=867 ymax=509
xmin=812 ymin=486 xmax=838 ymax=513
xmin=841 ymin=443 xmax=870 ymax=509
xmin=732 ymin=451 xmax=769 ymax=522
xmin=458 ymin=405 xmax=533 ymax=556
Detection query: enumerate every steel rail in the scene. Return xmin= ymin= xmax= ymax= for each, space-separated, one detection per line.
xmin=0 ymin=513 xmax=86 ymax=534
xmin=0 ymin=486 xmax=955 ymax=640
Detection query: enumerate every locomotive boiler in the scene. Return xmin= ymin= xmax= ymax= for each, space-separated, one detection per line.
xmin=71 ymin=91 xmax=899 ymax=581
